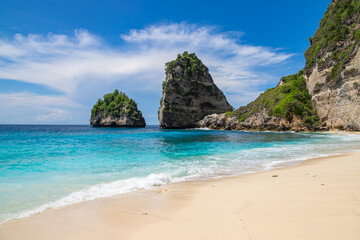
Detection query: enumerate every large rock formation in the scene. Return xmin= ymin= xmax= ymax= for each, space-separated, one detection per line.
xmin=200 ymin=0 xmax=360 ymax=132
xmin=90 ymin=89 xmax=146 ymax=127
xmin=158 ymin=52 xmax=232 ymax=129
xmin=304 ymin=0 xmax=360 ymax=131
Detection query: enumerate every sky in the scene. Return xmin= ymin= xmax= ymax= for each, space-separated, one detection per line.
xmin=0 ymin=0 xmax=330 ymax=125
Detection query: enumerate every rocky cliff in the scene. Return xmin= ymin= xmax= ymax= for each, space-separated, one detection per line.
xmin=90 ymin=89 xmax=146 ymax=127
xmin=158 ymin=52 xmax=232 ymax=129
xmin=200 ymin=0 xmax=360 ymax=131
xmin=305 ymin=0 xmax=360 ymax=131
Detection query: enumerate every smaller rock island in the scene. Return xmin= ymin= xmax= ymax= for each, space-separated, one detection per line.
xmin=90 ymin=89 xmax=146 ymax=127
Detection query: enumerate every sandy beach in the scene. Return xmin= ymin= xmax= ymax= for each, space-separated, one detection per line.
xmin=1 ymin=152 xmax=359 ymax=240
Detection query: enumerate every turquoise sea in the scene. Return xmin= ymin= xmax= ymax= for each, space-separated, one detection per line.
xmin=0 ymin=125 xmax=360 ymax=224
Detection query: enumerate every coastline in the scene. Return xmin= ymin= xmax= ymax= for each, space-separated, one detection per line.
xmin=1 ymin=151 xmax=360 ymax=240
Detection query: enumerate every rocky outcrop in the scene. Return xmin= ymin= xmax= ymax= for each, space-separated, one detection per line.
xmin=199 ymin=113 xmax=328 ymax=131
xmin=158 ymin=52 xmax=232 ymax=129
xmin=90 ymin=89 xmax=145 ymax=127
xmin=199 ymin=72 xmax=322 ymax=131
xmin=199 ymin=113 xmax=311 ymax=131
xmin=304 ymin=0 xmax=360 ymax=131
xmin=199 ymin=114 xmax=239 ymax=130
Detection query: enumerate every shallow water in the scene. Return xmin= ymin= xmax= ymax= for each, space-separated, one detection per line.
xmin=0 ymin=125 xmax=359 ymax=223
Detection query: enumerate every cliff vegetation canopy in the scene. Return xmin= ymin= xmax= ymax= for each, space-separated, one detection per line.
xmin=91 ymin=89 xmax=143 ymax=121
xmin=165 ymin=51 xmax=207 ymax=78
xmin=304 ymin=0 xmax=360 ymax=84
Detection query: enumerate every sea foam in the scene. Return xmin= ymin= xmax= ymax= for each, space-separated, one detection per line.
xmin=2 ymin=173 xmax=172 ymax=224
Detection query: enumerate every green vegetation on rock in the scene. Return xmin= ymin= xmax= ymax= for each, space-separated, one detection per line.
xmin=227 ymin=71 xmax=321 ymax=128
xmin=91 ymin=89 xmax=143 ymax=121
xmin=344 ymin=67 xmax=358 ymax=76
xmin=164 ymin=51 xmax=208 ymax=79
xmin=304 ymin=0 xmax=360 ymax=84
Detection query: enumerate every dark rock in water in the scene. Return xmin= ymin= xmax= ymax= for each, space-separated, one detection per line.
xmin=90 ymin=89 xmax=146 ymax=127
xmin=158 ymin=51 xmax=232 ymax=129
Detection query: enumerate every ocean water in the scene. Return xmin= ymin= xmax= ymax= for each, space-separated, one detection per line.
xmin=0 ymin=125 xmax=359 ymax=224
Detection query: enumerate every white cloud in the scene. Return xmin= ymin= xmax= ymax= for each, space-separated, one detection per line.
xmin=0 ymin=23 xmax=293 ymax=124
xmin=0 ymin=92 xmax=82 ymax=109
xmin=36 ymin=108 xmax=69 ymax=123
xmin=0 ymin=92 xmax=84 ymax=124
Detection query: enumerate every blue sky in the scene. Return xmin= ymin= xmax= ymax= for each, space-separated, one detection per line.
xmin=0 ymin=0 xmax=330 ymax=125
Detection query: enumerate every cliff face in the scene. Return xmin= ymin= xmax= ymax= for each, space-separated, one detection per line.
xmin=90 ymin=89 xmax=146 ymax=127
xmin=158 ymin=52 xmax=232 ymax=129
xmin=200 ymin=0 xmax=360 ymax=131
xmin=305 ymin=0 xmax=360 ymax=131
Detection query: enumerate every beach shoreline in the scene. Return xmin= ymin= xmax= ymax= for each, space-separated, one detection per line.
xmin=1 ymin=151 xmax=360 ymax=239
